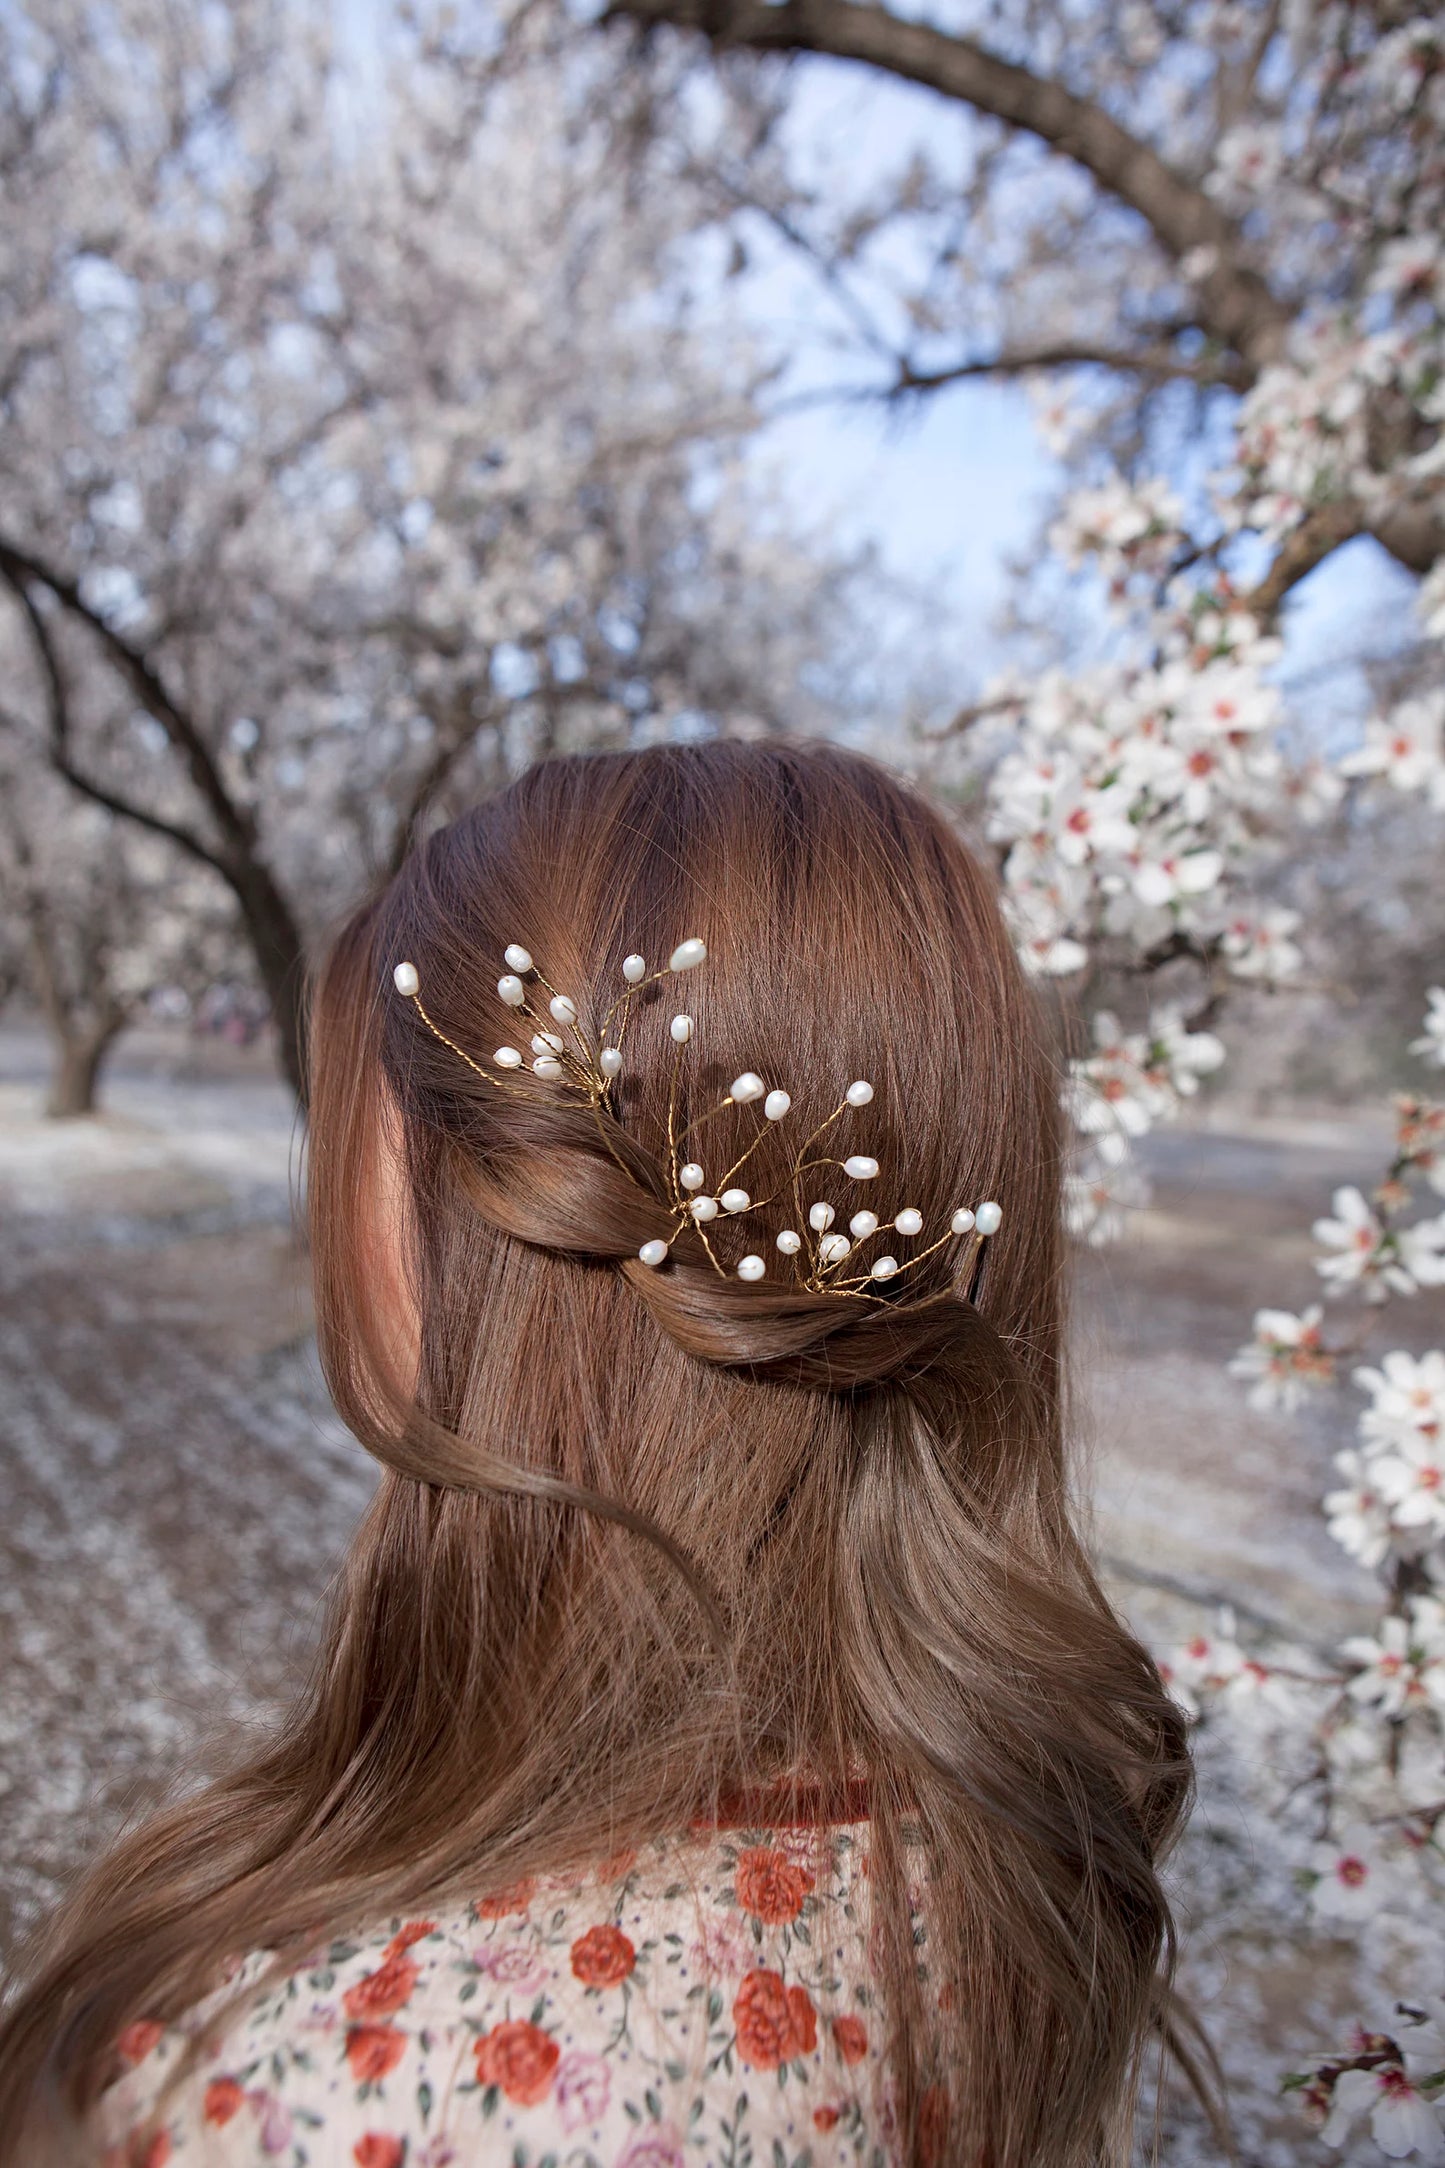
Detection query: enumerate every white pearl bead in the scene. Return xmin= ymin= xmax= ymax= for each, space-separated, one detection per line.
xmin=818 ymin=1232 xmax=850 ymax=1265
xmin=669 ymin=938 xmax=707 ymax=971
xmin=670 ymin=1014 xmax=693 ymax=1043
xmin=721 ymin=1188 xmax=750 ymax=1213
xmin=392 ymin=961 xmax=420 ymax=997
xmin=498 ymin=974 xmax=526 ymax=1007
xmin=638 ymin=1239 xmax=668 ymax=1267
xmin=532 ymin=1056 xmax=563 ymax=1079
xmin=844 ymin=1155 xmax=879 ymax=1180
xmin=493 ymin=1046 xmax=523 ymax=1070
xmin=776 ymin=1229 xmax=802 ymax=1254
xmin=849 ymin=1209 xmax=878 ymax=1238
xmin=729 ymin=1072 xmax=765 ymax=1103
xmin=503 ymin=944 xmax=532 ymax=973
xmin=895 ymin=1208 xmax=923 ymax=1237
xmin=975 ymin=1200 xmax=1003 ymax=1236
xmin=622 ymin=954 xmax=647 ymax=984
xmin=679 ymin=1163 xmax=705 ymax=1190
xmin=689 ymin=1195 xmax=719 ymax=1221
xmin=951 ymin=1208 xmax=976 ymax=1235
xmin=598 ymin=1047 xmax=623 ymax=1077
xmin=845 ymin=1080 xmax=873 ymax=1107
xmin=549 ymin=995 xmax=577 ymax=1027
xmin=531 ymin=1031 xmax=563 ymax=1054
xmin=808 ymin=1201 xmax=835 ymax=1231
xmin=763 ymin=1089 xmax=791 ymax=1121
xmin=737 ymin=1254 xmax=765 ymax=1281
xmin=870 ymin=1254 xmax=899 ymax=1280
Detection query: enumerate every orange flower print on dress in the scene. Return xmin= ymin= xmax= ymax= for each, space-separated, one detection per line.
xmin=733 ymin=1969 xmax=818 ymax=2070
xmin=569 ymin=1923 xmax=636 ymax=1987
xmin=202 ymin=2077 xmax=244 ymax=2126
xmin=116 ymin=2020 xmax=165 ymax=2067
xmin=99 ymin=1818 xmax=904 ymax=2165
xmin=734 ymin=1846 xmax=814 ymax=1925
xmin=353 ymin=2138 xmax=406 ymax=2168
xmin=382 ymin=1920 xmax=435 ymax=1960
xmin=475 ymin=2018 xmax=560 ymax=2106
xmin=831 ymin=2013 xmax=868 ymax=2065
xmin=342 ymin=1953 xmax=419 ymax=2022
xmin=476 ymin=1875 xmax=537 ymax=1919
xmin=345 ymin=2025 xmax=407 ymax=2083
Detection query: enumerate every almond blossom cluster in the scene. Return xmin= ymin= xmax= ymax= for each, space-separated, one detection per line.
xmin=1062 ymin=1006 xmax=1225 ymax=1247
xmin=1179 ymin=996 xmax=1445 ymax=2160
xmin=960 ymin=11 xmax=1445 ymax=1276
xmin=985 ymin=599 xmax=1298 ymax=993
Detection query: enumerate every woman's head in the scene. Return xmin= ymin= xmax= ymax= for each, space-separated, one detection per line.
xmin=0 ymin=741 xmax=1196 ymax=2168
xmin=315 ymin=738 xmax=1065 ymax=1497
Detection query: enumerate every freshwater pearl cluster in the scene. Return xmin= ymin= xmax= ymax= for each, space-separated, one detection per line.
xmin=389 ymin=937 xmax=1002 ymax=1306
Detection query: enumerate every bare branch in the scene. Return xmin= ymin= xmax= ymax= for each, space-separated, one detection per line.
xmin=1243 ymin=505 xmax=1363 ymax=622
xmin=0 ymin=588 xmax=233 ymax=877
xmin=0 ymin=535 xmax=256 ymax=862
xmin=607 ymin=0 xmax=1294 ymax=369
xmin=774 ymin=337 xmax=1252 ymax=412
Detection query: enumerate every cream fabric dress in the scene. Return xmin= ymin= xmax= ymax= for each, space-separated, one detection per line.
xmin=98 ymin=1817 xmax=925 ymax=2168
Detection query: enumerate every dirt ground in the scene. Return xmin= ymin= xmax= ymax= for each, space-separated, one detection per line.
xmin=0 ymin=1022 xmax=1429 ymax=2164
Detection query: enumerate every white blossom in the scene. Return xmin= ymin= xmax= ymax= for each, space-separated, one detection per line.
xmin=1321 ymin=2064 xmax=1445 ymax=2161
xmin=1312 ymin=1193 xmax=1445 ymax=1301
xmin=1338 ymin=696 xmax=1445 ymax=813
xmin=1355 ymin=1352 xmax=1445 ymax=1453
xmin=1411 ymin=990 xmax=1445 ymax=1071
xmin=1398 ymin=1216 xmax=1445 ymax=1291
xmin=1221 ymin=907 xmax=1305 ymax=982
xmin=1324 ymin=1450 xmax=1397 ymax=1569
xmin=1228 ymin=1306 xmax=1334 ymax=1412
xmin=1307 ymin=1825 xmax=1401 ymax=1924
xmin=1371 ymin=1435 xmax=1445 ymax=1546
xmin=1063 ymin=1150 xmax=1152 ymax=1248
xmin=1340 ymin=1611 xmax=1443 ymax=1719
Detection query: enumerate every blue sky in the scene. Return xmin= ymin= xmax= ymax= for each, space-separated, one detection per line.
xmin=753 ymin=380 xmax=1054 ymax=677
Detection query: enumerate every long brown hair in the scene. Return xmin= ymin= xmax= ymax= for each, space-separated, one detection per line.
xmin=0 ymin=741 xmax=1195 ymax=2164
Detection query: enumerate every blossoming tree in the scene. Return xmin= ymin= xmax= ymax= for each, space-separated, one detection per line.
xmin=0 ymin=0 xmax=888 ymax=1101
xmin=596 ymin=0 xmax=1443 ymax=1217
xmin=586 ymin=0 xmax=1445 ymax=2150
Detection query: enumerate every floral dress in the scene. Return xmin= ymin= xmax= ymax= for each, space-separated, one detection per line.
xmin=98 ymin=1818 xmax=911 ymax=2168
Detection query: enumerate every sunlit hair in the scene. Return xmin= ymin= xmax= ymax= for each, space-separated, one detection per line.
xmin=0 ymin=741 xmax=1204 ymax=2165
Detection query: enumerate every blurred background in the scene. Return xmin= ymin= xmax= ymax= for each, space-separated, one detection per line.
xmin=2 ymin=3 xmax=1444 ymax=2161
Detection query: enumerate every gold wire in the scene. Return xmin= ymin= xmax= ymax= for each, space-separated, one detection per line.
xmin=402 ymin=962 xmax=993 ymax=1307
xmin=409 ymin=996 xmax=517 ymax=1092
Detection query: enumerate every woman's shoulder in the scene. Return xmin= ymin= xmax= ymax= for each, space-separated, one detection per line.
xmin=99 ymin=1819 xmax=901 ymax=2166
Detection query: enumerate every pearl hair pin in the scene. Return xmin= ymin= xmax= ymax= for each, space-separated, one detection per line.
xmin=389 ymin=940 xmax=1003 ymax=1305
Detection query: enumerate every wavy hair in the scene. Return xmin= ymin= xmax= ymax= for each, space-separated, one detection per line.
xmin=0 ymin=740 xmax=1198 ymax=2165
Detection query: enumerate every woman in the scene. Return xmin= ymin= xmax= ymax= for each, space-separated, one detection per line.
xmin=0 ymin=741 xmax=1197 ymax=2166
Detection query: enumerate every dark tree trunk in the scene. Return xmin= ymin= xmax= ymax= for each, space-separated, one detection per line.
xmin=233 ymin=861 xmax=310 ymax=1105
xmin=45 ymin=1017 xmax=126 ymax=1119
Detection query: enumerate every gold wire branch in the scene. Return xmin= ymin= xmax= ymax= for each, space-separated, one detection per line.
xmin=389 ymin=943 xmax=1002 ymax=1303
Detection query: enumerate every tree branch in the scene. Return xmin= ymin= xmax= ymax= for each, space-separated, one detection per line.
xmin=775 ymin=338 xmax=1253 ymax=410
xmin=894 ymin=341 xmax=1251 ymax=396
xmin=0 ymin=535 xmax=257 ymax=862
xmin=0 ymin=585 xmax=233 ymax=878
xmin=1242 ymin=504 xmax=1362 ymax=621
xmin=607 ymin=0 xmax=1294 ymax=369
xmin=0 ymin=544 xmax=311 ymax=1097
